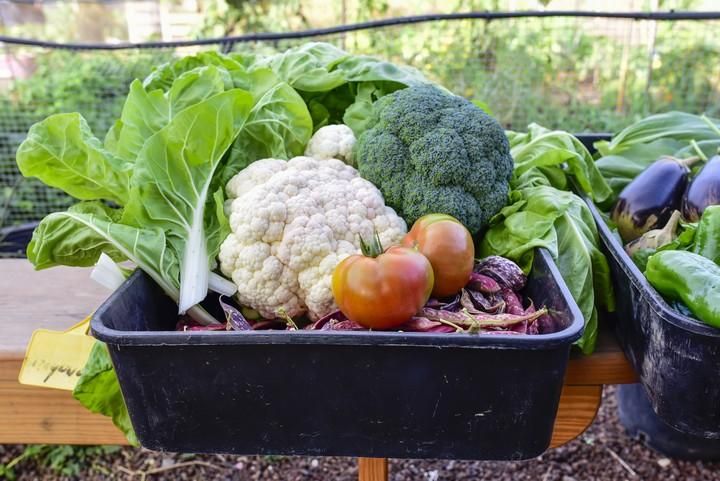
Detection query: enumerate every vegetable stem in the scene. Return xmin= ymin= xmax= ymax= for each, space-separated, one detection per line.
xmin=700 ymin=114 xmax=720 ymax=138
xmin=689 ymin=140 xmax=709 ymax=162
xmin=277 ymin=308 xmax=299 ymax=330
xmin=434 ymin=317 xmax=465 ymax=333
xmin=358 ymin=231 xmax=385 ymax=258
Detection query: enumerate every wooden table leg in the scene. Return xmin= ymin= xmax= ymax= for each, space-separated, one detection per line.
xmin=358 ymin=457 xmax=388 ymax=481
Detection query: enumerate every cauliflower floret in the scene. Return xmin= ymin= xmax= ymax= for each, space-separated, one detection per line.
xmin=304 ymin=124 xmax=357 ymax=166
xmin=219 ymin=156 xmax=406 ymax=320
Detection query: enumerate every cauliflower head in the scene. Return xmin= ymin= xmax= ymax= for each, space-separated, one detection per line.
xmin=304 ymin=124 xmax=357 ymax=166
xmin=219 ymin=156 xmax=406 ymax=320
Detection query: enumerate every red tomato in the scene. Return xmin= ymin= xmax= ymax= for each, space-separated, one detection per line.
xmin=332 ymin=239 xmax=434 ymax=330
xmin=402 ymin=214 xmax=475 ymax=298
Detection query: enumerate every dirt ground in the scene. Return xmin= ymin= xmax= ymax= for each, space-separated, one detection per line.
xmin=2 ymin=386 xmax=719 ymax=481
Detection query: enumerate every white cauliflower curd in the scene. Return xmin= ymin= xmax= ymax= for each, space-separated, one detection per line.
xmin=218 ymin=155 xmax=406 ymax=320
xmin=304 ymin=124 xmax=357 ymax=165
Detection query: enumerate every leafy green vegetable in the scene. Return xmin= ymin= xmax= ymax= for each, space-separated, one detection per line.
xmin=595 ymin=111 xmax=720 ymax=157
xmin=481 ymin=185 xmax=614 ymax=354
xmin=507 ymin=124 xmax=612 ymax=203
xmin=20 ymin=88 xmax=252 ymax=319
xmin=247 ymin=42 xmax=429 ymax=134
xmin=145 ymin=43 xmax=428 ymax=137
xmin=594 ymin=112 xmax=720 ymax=205
xmin=73 ymin=342 xmax=137 ymax=445
xmin=17 ymin=50 xmax=334 ymax=442
xmin=479 ymin=123 xmax=618 ymax=353
xmin=26 ymin=201 xmax=199 ymax=316
xmin=17 ymin=114 xmax=131 ymax=205
xmin=222 ymin=68 xmax=313 ymax=180
xmin=142 ymin=51 xmax=245 ymax=91
xmin=121 ymin=89 xmax=252 ymax=313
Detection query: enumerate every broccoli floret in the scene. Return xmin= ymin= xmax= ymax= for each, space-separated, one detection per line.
xmin=355 ymin=85 xmax=513 ymax=233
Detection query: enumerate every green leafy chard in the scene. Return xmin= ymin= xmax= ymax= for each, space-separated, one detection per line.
xmin=480 ymin=186 xmax=613 ymax=354
xmin=73 ymin=342 xmax=137 ymax=446
xmin=120 ymin=89 xmax=253 ymax=313
xmin=17 ymin=114 xmax=131 ymax=205
xmin=507 ymin=123 xmax=612 ymax=204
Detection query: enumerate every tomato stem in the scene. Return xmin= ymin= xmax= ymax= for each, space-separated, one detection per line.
xmin=358 ymin=230 xmax=385 ymax=258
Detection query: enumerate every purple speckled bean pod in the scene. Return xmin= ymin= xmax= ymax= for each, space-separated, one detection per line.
xmin=308 ymin=310 xmax=349 ymax=330
xmin=421 ymin=306 xmax=548 ymax=328
xmin=467 ymin=272 xmax=501 ymax=294
xmin=460 ymin=289 xmax=483 ymax=315
xmin=500 ymin=289 xmax=524 ymax=316
xmin=324 ymin=319 xmax=367 ymax=330
xmin=401 ymin=317 xmax=456 ymax=333
xmin=219 ymin=296 xmax=253 ymax=331
xmin=466 ymin=289 xmax=506 ymax=313
xmin=426 ymin=294 xmax=462 ymax=311
xmin=474 ymin=256 xmax=527 ymax=291
xmin=535 ymin=312 xmax=557 ymax=335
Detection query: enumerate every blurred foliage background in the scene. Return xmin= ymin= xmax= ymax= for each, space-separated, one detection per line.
xmin=0 ymin=0 xmax=718 ymax=226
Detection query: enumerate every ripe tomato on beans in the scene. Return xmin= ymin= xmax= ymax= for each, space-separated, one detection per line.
xmin=402 ymin=214 xmax=474 ymax=298
xmin=332 ymin=235 xmax=434 ymax=330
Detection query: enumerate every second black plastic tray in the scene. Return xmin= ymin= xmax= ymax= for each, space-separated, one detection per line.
xmin=91 ymin=248 xmax=583 ymax=460
xmin=576 ymin=134 xmax=720 ymax=439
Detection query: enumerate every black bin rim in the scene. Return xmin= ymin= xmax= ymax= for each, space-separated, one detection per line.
xmin=91 ymin=247 xmax=584 ymax=350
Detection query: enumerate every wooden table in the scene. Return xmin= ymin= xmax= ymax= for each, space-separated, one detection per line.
xmin=0 ymin=259 xmax=638 ymax=479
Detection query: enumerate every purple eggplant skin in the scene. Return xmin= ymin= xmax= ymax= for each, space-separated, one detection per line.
xmin=682 ymin=155 xmax=720 ymax=222
xmin=611 ymin=156 xmax=694 ymax=243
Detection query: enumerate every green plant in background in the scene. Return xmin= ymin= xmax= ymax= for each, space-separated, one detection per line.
xmin=0 ymin=50 xmax=168 ymax=227
xmin=3 ymin=1 xmax=720 ymax=227
xmin=196 ymin=0 xmax=313 ymax=38
xmin=0 ymin=445 xmax=121 ymax=480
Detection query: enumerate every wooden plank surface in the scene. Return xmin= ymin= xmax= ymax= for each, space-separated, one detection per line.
xmin=550 ymin=384 xmax=603 ymax=448
xmin=0 ymin=358 xmax=127 ymax=445
xmin=0 ymin=260 xmax=108 ymax=356
xmin=565 ymin=328 xmax=638 ymax=385
xmin=358 ymin=458 xmax=388 ymax=481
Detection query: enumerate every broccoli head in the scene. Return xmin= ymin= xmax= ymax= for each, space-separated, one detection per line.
xmin=354 ymin=85 xmax=513 ymax=233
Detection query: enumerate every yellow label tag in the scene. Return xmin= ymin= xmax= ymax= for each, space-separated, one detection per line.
xmin=18 ymin=316 xmax=95 ymax=391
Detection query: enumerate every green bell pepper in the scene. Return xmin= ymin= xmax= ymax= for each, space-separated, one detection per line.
xmin=692 ymin=205 xmax=720 ymax=264
xmin=645 ymin=250 xmax=720 ymax=328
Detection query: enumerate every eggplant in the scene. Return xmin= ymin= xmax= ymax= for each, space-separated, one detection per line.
xmin=611 ymin=156 xmax=697 ymax=243
xmin=682 ymin=154 xmax=720 ymax=222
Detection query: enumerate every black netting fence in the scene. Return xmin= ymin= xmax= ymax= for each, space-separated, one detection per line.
xmin=1 ymin=12 xmax=720 ymax=229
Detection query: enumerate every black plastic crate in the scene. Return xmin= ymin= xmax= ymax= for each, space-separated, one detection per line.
xmin=0 ymin=222 xmax=36 ymax=257
xmin=617 ymin=383 xmax=720 ymax=460
xmin=576 ymin=134 xmax=720 ymax=439
xmin=91 ymin=248 xmax=583 ymax=460
xmin=584 ymin=199 xmax=720 ymax=438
